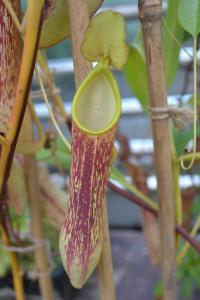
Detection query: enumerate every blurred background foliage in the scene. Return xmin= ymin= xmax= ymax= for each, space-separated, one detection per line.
xmin=21 ymin=0 xmax=139 ymax=59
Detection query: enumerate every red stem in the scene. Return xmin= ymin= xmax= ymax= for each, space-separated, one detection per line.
xmin=107 ymin=180 xmax=200 ymax=255
xmin=107 ymin=181 xmax=158 ymax=217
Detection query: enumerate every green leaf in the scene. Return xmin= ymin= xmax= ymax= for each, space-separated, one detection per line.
xmin=163 ymin=0 xmax=185 ymax=86
xmin=36 ymin=148 xmax=51 ymax=160
xmin=178 ymin=0 xmax=200 ymax=37
xmin=0 ymin=246 xmax=9 ymax=277
xmin=181 ymin=278 xmax=192 ymax=299
xmin=39 ymin=0 xmax=104 ymax=48
xmin=192 ymin=196 xmax=200 ymax=217
xmin=153 ymin=281 xmax=163 ymax=297
xmin=124 ymin=45 xmax=149 ymax=110
xmin=36 ymin=148 xmax=71 ymax=171
xmin=187 ymin=95 xmax=200 ymax=105
xmin=81 ymin=10 xmax=129 ymax=70
xmin=56 ymin=137 xmax=71 ymax=154
xmin=54 ymin=151 xmax=71 ymax=171
xmin=173 ymin=127 xmax=193 ymax=156
xmin=173 ymin=125 xmax=200 ymax=156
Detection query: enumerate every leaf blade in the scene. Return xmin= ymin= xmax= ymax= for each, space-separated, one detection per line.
xmin=124 ymin=45 xmax=149 ymax=110
xmin=163 ymin=0 xmax=185 ymax=86
xmin=178 ymin=0 xmax=200 ymax=37
xmin=81 ymin=10 xmax=129 ymax=70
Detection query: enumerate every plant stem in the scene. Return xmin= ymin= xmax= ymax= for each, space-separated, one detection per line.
xmin=178 ymin=152 xmax=200 ymax=163
xmin=24 ymin=155 xmax=54 ymax=300
xmin=173 ymin=166 xmax=182 ymax=225
xmin=111 ymin=170 xmax=158 ymax=210
xmin=124 ymin=160 xmax=160 ymax=265
xmin=67 ymin=0 xmax=116 ymax=297
xmin=108 ymin=180 xmax=157 ymax=215
xmin=181 ymin=38 xmax=197 ymax=170
xmin=176 ymin=225 xmax=200 ymax=255
xmin=177 ymin=215 xmax=200 ymax=265
xmin=1 ymin=226 xmax=25 ymax=300
xmin=108 ymin=180 xmax=200 ymax=255
xmin=138 ymin=1 xmax=177 ymax=299
xmin=170 ymin=130 xmax=182 ymax=230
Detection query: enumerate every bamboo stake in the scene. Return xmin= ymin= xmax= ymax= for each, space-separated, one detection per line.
xmin=67 ymin=0 xmax=92 ymax=87
xmin=24 ymin=154 xmax=54 ymax=300
xmin=67 ymin=0 xmax=116 ymax=298
xmin=1 ymin=226 xmax=25 ymax=300
xmin=138 ymin=1 xmax=177 ymax=300
xmin=98 ymin=200 xmax=116 ymax=300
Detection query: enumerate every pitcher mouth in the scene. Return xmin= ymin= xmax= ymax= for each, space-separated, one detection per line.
xmin=72 ymin=63 xmax=121 ymax=136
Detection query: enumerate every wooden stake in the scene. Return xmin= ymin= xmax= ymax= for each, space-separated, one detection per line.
xmin=98 ymin=200 xmax=116 ymax=300
xmin=24 ymin=155 xmax=54 ymax=300
xmin=67 ymin=0 xmax=116 ymax=298
xmin=1 ymin=226 xmax=25 ymax=300
xmin=138 ymin=1 xmax=176 ymax=300
xmin=67 ymin=0 xmax=92 ymax=88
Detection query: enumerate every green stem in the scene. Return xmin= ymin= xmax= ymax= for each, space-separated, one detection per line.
xmin=180 ymin=38 xmax=197 ymax=170
xmin=170 ymin=129 xmax=182 ymax=227
xmin=177 ymin=215 xmax=200 ymax=265
xmin=178 ymin=151 xmax=200 ymax=163
xmin=110 ymin=169 xmax=158 ymax=211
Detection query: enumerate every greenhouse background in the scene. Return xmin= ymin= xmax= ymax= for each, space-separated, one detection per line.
xmin=0 ymin=0 xmax=200 ymax=300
